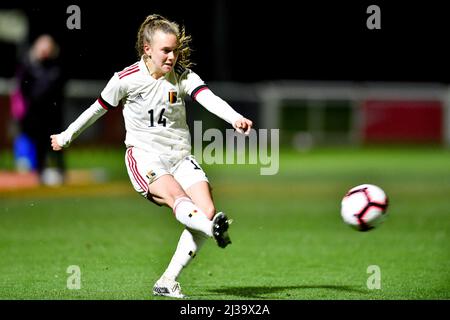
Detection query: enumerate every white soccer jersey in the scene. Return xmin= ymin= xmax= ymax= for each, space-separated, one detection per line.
xmin=98 ymin=58 xmax=208 ymax=162
xmin=56 ymin=57 xmax=244 ymax=164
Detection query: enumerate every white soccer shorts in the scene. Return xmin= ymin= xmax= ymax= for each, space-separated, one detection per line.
xmin=125 ymin=146 xmax=209 ymax=200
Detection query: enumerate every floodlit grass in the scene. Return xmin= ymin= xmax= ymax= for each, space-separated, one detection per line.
xmin=0 ymin=147 xmax=449 ymax=299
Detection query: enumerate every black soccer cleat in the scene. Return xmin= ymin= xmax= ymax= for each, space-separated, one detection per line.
xmin=212 ymin=212 xmax=232 ymax=248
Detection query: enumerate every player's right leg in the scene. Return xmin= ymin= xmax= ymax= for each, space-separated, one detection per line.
xmin=154 ymin=227 xmax=208 ymax=298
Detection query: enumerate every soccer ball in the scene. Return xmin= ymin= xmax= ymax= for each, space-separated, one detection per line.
xmin=341 ymin=184 xmax=389 ymax=231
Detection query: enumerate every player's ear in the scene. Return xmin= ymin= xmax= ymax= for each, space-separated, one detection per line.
xmin=143 ymin=42 xmax=152 ymax=56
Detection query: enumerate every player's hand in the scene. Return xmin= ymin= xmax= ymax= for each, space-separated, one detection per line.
xmin=234 ymin=117 xmax=253 ymax=135
xmin=50 ymin=134 xmax=63 ymax=151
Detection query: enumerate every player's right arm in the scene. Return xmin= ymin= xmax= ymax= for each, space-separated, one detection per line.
xmin=51 ymin=73 xmax=125 ymax=151
xmin=50 ymin=100 xmax=107 ymax=150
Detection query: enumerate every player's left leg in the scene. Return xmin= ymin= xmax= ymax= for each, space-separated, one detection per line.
xmin=186 ymin=181 xmax=231 ymax=248
xmin=186 ymin=181 xmax=215 ymax=219
xmin=174 ymin=156 xmax=232 ymax=248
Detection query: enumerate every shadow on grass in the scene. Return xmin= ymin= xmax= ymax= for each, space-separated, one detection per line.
xmin=204 ymin=284 xmax=369 ymax=299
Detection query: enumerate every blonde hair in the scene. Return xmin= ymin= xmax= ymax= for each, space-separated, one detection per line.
xmin=136 ymin=14 xmax=193 ymax=69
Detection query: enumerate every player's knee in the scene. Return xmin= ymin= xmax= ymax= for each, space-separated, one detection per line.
xmin=146 ymin=192 xmax=164 ymax=206
xmin=202 ymin=205 xmax=216 ymax=220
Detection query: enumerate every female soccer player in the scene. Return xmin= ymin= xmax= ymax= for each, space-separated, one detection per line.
xmin=50 ymin=14 xmax=252 ymax=298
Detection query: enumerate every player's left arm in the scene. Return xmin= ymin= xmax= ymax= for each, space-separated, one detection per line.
xmin=194 ymin=88 xmax=253 ymax=135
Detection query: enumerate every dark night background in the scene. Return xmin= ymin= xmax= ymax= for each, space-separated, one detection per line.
xmin=0 ymin=0 xmax=449 ymax=83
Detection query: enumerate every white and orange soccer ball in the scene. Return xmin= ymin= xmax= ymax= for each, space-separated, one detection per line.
xmin=341 ymin=184 xmax=389 ymax=231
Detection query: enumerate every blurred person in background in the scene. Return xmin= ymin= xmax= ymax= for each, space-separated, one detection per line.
xmin=13 ymin=34 xmax=67 ymax=185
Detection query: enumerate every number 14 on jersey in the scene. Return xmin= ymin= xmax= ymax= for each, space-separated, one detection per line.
xmin=148 ymin=108 xmax=167 ymax=127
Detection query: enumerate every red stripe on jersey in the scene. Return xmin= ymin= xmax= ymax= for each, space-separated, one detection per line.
xmin=119 ymin=65 xmax=139 ymax=75
xmin=119 ymin=62 xmax=138 ymax=72
xmin=118 ymin=64 xmax=139 ymax=77
xmin=192 ymin=86 xmax=209 ymax=100
xmin=120 ymin=65 xmax=139 ymax=73
xmin=119 ymin=68 xmax=140 ymax=79
xmin=126 ymin=148 xmax=148 ymax=193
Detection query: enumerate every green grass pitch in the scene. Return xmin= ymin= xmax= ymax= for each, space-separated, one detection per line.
xmin=0 ymin=147 xmax=449 ymax=299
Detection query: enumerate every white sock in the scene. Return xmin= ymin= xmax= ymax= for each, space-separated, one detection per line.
xmin=173 ymin=197 xmax=213 ymax=237
xmin=163 ymin=228 xmax=208 ymax=281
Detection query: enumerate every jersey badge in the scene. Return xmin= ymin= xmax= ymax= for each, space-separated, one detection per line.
xmin=168 ymin=90 xmax=178 ymax=104
xmin=146 ymin=170 xmax=157 ymax=183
